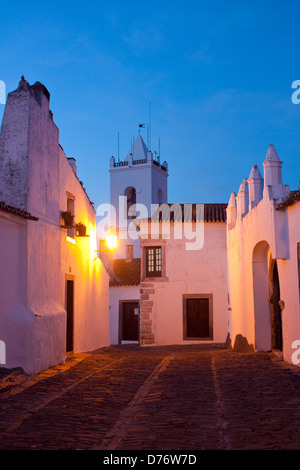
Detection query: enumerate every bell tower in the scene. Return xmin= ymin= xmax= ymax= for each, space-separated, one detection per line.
xmin=109 ymin=133 xmax=169 ymax=259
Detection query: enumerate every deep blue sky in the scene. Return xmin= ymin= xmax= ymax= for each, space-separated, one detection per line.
xmin=1 ymin=0 xmax=300 ymax=206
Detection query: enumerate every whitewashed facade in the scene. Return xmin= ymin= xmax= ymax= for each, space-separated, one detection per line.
xmin=227 ymin=144 xmax=300 ymax=364
xmin=108 ymin=134 xmax=168 ymax=344
xmin=138 ymin=204 xmax=229 ymax=346
xmin=0 ymin=78 xmax=110 ymax=374
xmin=1 ymin=78 xmax=299 ymax=372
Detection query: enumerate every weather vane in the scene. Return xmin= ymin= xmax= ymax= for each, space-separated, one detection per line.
xmin=138 ymin=123 xmax=145 ymax=133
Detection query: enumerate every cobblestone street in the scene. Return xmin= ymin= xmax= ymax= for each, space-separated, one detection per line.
xmin=0 ymin=346 xmax=300 ymax=451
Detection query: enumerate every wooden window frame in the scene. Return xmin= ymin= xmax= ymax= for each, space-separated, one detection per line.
xmin=145 ymin=246 xmax=162 ymax=277
xmin=183 ymin=294 xmax=213 ymax=340
xmin=66 ymin=192 xmax=75 ymax=239
xmin=141 ymin=239 xmax=168 ymax=281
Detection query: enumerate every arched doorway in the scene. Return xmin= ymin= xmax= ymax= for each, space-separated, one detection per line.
xmin=269 ymin=260 xmax=283 ymax=351
xmin=252 ymin=241 xmax=283 ymax=352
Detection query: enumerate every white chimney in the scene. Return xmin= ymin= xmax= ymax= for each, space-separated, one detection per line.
xmin=248 ymin=164 xmax=263 ymax=210
xmin=263 ymin=144 xmax=282 ymax=187
xmin=236 ymin=179 xmax=249 ymax=218
xmin=68 ymin=158 xmax=77 ymax=175
xmin=226 ymin=192 xmax=237 ymax=230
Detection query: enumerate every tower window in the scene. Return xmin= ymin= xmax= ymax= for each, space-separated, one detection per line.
xmin=124 ymin=186 xmax=136 ymax=219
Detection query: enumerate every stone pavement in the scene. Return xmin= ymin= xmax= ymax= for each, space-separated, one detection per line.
xmin=0 ymin=345 xmax=300 ymax=450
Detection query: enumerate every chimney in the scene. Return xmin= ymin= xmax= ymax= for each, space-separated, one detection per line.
xmin=31 ymin=81 xmax=50 ymax=108
xmin=236 ymin=179 xmax=249 ymax=218
xmin=226 ymin=192 xmax=237 ymax=230
xmin=263 ymin=144 xmax=282 ymax=187
xmin=68 ymin=158 xmax=77 ymax=175
xmin=110 ymin=156 xmax=115 ymax=168
xmin=247 ymin=164 xmax=263 ymax=209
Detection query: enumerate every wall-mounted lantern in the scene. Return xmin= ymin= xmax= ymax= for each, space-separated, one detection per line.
xmin=95 ymin=226 xmax=120 ymax=281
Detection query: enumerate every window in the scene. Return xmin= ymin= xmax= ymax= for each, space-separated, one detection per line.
xmin=67 ymin=194 xmax=75 ymax=238
xmin=183 ymin=294 xmax=213 ymax=340
xmin=145 ymin=246 xmax=162 ymax=277
xmin=124 ymin=186 xmax=136 ymax=219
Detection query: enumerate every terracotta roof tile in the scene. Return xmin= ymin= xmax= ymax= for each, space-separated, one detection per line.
xmin=0 ymin=202 xmax=39 ymax=221
xmin=140 ymin=203 xmax=227 ymax=223
xmin=204 ymin=203 xmax=227 ymax=222
xmin=110 ymin=258 xmax=141 ymax=287
xmin=276 ymin=189 xmax=300 ymax=210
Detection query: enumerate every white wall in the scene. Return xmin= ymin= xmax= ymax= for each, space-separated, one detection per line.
xmin=227 ymin=177 xmax=300 ymax=364
xmin=59 ymin=148 xmax=110 ymax=353
xmin=140 ymin=221 xmax=229 ymax=346
xmin=0 ymin=79 xmax=110 ymax=374
xmin=277 ymin=203 xmax=300 ymax=363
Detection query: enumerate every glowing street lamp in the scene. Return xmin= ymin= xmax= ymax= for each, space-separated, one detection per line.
xmin=95 ymin=227 xmax=120 ymax=282
xmin=105 ymin=230 xmax=118 ymax=250
xmin=95 ymin=226 xmax=118 ymax=255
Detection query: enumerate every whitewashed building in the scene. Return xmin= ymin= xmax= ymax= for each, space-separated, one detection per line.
xmin=1 ymin=78 xmax=299 ymax=372
xmin=108 ymin=133 xmax=168 ymax=344
xmin=137 ymin=203 xmax=229 ymax=346
xmin=109 ymin=137 xmax=300 ymax=360
xmin=0 ymin=78 xmax=110 ymax=374
xmin=227 ymin=144 xmax=300 ymax=364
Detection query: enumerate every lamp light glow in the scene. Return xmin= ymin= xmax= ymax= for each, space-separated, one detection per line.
xmin=105 ymin=227 xmax=118 ymax=250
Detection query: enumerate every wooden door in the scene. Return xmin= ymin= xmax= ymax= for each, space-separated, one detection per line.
xmin=121 ymin=302 xmax=139 ymax=341
xmin=269 ymin=261 xmax=282 ymax=351
xmin=66 ymin=280 xmax=74 ymax=352
xmin=186 ymin=298 xmax=210 ymax=338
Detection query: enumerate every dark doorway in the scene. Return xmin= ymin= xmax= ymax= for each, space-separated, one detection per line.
xmin=183 ymin=295 xmax=213 ymax=340
xmin=269 ymin=261 xmax=282 ymax=351
xmin=120 ymin=301 xmax=139 ymax=342
xmin=186 ymin=298 xmax=210 ymax=338
xmin=66 ymin=279 xmax=74 ymax=352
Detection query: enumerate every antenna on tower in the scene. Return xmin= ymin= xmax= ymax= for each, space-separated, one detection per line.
xmin=149 ymin=101 xmax=152 ymax=150
xmin=117 ymin=132 xmax=120 ymax=161
xmin=159 ymin=137 xmax=160 ymax=157
xmin=147 ymin=124 xmax=149 ymax=148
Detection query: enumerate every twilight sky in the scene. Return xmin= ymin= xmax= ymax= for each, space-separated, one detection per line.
xmin=1 ymin=0 xmax=300 ymax=207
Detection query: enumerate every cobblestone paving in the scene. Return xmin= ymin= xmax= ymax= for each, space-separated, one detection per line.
xmin=0 ymin=346 xmax=300 ymax=450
